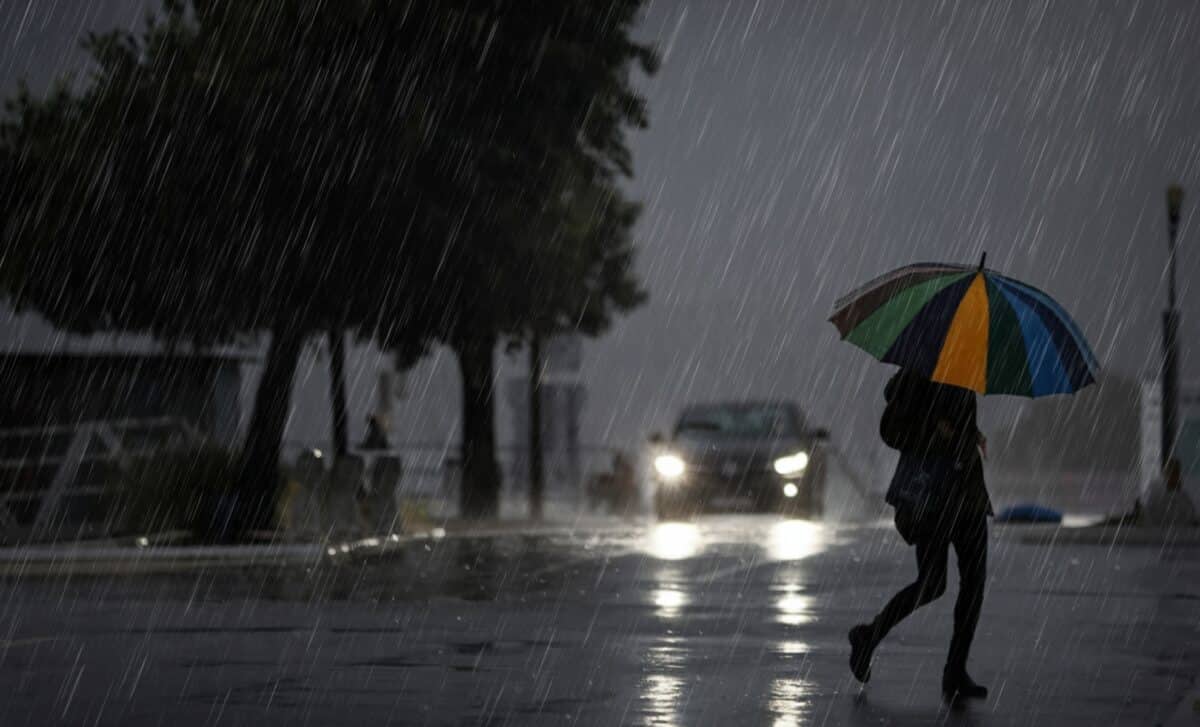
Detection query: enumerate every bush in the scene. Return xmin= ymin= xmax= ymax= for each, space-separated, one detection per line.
xmin=110 ymin=446 xmax=241 ymax=541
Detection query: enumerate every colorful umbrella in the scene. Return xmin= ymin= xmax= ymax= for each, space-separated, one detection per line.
xmin=829 ymin=256 xmax=1099 ymax=397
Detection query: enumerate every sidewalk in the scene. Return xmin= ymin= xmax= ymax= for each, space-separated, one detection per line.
xmin=0 ymin=516 xmax=642 ymax=576
xmin=0 ymin=542 xmax=327 ymax=575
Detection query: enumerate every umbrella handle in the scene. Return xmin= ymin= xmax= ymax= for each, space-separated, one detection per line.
xmin=978 ymin=251 xmax=987 ymax=271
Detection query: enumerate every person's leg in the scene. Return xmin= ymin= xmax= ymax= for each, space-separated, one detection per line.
xmin=849 ymin=531 xmax=949 ymax=682
xmin=944 ymin=507 xmax=988 ymax=698
xmin=869 ymin=533 xmax=950 ymax=642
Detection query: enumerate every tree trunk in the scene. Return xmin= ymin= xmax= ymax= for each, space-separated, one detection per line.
xmin=232 ymin=324 xmax=307 ymax=537
xmin=529 ymin=335 xmax=544 ymax=520
xmin=454 ymin=333 xmax=501 ymax=519
xmin=328 ymin=326 xmax=349 ymax=457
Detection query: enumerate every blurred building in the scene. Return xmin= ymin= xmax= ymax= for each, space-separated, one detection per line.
xmin=502 ymin=336 xmax=587 ymax=503
xmin=0 ymin=307 xmax=247 ymax=445
xmin=1141 ymin=378 xmax=1200 ymax=505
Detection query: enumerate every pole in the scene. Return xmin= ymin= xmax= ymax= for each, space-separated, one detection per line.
xmin=1164 ymin=310 xmax=1180 ymax=468
xmin=529 ymin=335 xmax=545 ymax=520
xmin=328 ymin=326 xmax=349 ymax=458
xmin=1162 ymin=185 xmax=1183 ymax=469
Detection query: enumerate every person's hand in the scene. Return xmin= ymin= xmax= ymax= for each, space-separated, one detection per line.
xmin=977 ymin=431 xmax=988 ymax=459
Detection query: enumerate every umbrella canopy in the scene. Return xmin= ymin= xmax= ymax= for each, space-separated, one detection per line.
xmin=830 ymin=259 xmax=1100 ymax=397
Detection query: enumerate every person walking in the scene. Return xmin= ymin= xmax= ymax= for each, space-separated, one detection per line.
xmin=848 ymin=368 xmax=992 ymax=702
xmin=831 ymin=258 xmax=1100 ymax=701
xmin=359 ymin=413 xmax=391 ymax=451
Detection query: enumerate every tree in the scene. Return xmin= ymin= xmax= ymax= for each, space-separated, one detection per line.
xmin=327 ymin=328 xmax=350 ymax=457
xmin=1 ymin=1 xmax=446 ymax=534
xmin=374 ymin=1 xmax=656 ymax=518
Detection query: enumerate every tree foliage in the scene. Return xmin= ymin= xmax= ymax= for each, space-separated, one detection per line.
xmin=372 ymin=1 xmax=657 ymax=516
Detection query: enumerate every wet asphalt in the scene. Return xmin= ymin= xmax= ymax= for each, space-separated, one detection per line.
xmin=0 ymin=516 xmax=1196 ymax=726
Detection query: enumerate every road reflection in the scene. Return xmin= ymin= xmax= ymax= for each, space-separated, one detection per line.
xmin=774 ymin=583 xmax=814 ymax=626
xmin=640 ymin=674 xmax=686 ymax=726
xmin=767 ymin=676 xmax=816 ymax=726
xmin=653 ymin=586 xmax=689 ymax=619
xmin=762 ymin=519 xmax=827 ymax=626
xmin=765 ymin=519 xmax=826 ymax=561
xmin=638 ymin=641 xmax=690 ymax=726
xmin=644 ymin=522 xmax=703 ymax=560
xmin=649 ymin=555 xmax=691 ymax=620
xmin=644 ymin=639 xmax=688 ymax=669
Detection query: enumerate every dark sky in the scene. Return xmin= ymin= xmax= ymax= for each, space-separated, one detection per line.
xmin=4 ymin=1 xmax=1200 ymax=451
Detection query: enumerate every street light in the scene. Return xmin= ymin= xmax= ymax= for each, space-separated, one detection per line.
xmin=1162 ymin=185 xmax=1183 ymax=469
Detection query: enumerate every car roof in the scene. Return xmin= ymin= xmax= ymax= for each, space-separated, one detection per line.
xmin=677 ymin=400 xmax=807 ymax=427
xmin=679 ymin=399 xmax=800 ymax=412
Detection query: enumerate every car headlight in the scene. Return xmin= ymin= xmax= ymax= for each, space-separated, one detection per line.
xmin=773 ymin=451 xmax=809 ymax=476
xmin=654 ymin=453 xmax=686 ymax=481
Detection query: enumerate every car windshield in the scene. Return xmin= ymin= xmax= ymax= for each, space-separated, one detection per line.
xmin=675 ymin=405 xmax=795 ymax=439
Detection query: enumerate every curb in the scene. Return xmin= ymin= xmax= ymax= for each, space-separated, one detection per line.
xmin=0 ymin=543 xmax=326 ymax=576
xmin=1011 ymin=524 xmax=1200 ymax=548
xmin=0 ymin=520 xmax=642 ymax=576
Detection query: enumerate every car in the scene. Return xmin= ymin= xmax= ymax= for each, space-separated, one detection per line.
xmin=649 ymin=400 xmax=827 ymax=519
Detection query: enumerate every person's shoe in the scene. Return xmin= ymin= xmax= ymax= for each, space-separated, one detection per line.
xmin=848 ymin=624 xmax=874 ymax=683
xmin=942 ymin=669 xmax=988 ymax=702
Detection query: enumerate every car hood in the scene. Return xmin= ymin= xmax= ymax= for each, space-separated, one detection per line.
xmin=670 ymin=436 xmax=806 ymax=470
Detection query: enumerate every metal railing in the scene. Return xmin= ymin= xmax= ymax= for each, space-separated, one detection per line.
xmin=282 ymin=439 xmax=628 ymax=514
xmin=0 ymin=418 xmax=203 ymax=543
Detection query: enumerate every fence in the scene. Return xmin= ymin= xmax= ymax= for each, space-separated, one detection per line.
xmin=282 ymin=440 xmax=626 ymax=518
xmin=0 ymin=418 xmax=203 ymax=543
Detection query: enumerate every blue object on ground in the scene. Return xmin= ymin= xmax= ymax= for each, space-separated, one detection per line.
xmin=995 ymin=503 xmax=1063 ymax=523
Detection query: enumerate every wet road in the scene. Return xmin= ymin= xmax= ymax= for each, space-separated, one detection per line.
xmin=0 ymin=517 xmax=1196 ymax=726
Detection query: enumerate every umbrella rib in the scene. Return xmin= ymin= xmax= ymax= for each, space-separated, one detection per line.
xmin=991 ymin=282 xmax=1079 ymax=395
xmin=991 ymin=275 xmax=1100 ymax=375
xmin=830 ymin=262 xmax=967 ymax=315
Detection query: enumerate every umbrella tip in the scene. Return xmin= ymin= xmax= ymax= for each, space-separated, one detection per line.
xmin=978 ymin=251 xmax=987 ymax=271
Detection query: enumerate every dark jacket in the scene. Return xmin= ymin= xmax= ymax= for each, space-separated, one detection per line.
xmin=881 ymin=370 xmax=992 ymax=517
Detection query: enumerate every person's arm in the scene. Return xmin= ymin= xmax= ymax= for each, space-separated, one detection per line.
xmin=968 ymin=394 xmax=986 ymax=458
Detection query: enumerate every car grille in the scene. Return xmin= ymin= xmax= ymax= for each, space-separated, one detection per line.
xmin=688 ymin=451 xmax=771 ymax=479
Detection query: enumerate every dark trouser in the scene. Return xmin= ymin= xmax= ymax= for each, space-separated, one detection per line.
xmin=869 ymin=496 xmax=988 ymax=673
